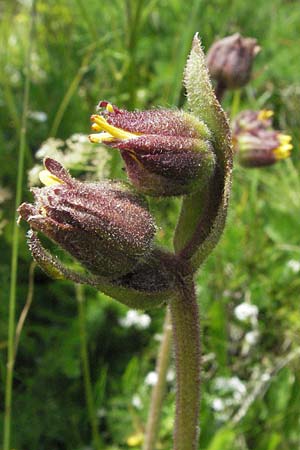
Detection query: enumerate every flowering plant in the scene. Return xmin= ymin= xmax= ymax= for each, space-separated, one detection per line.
xmin=19 ymin=34 xmax=233 ymax=450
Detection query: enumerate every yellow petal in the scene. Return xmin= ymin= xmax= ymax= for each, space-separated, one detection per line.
xmin=39 ymin=170 xmax=64 ymax=186
xmin=88 ymin=133 xmax=115 ymax=143
xmin=273 ymin=144 xmax=292 ymax=160
xmin=91 ymin=114 xmax=139 ymax=140
xmin=278 ymin=134 xmax=292 ymax=145
xmin=127 ymin=432 xmax=144 ymax=447
xmin=258 ymin=110 xmax=274 ymax=121
xmin=106 ymin=102 xmax=114 ymax=113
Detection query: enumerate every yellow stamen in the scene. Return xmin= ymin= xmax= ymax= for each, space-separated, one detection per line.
xmin=88 ymin=133 xmax=115 ymax=143
xmin=91 ymin=114 xmax=139 ymax=141
xmin=273 ymin=143 xmax=293 ymax=160
xmin=278 ymin=133 xmax=292 ymax=145
xmin=106 ymin=103 xmax=114 ymax=113
xmin=39 ymin=170 xmax=64 ymax=186
xmin=126 ymin=432 xmax=144 ymax=447
xmin=258 ymin=110 xmax=274 ymax=121
xmin=91 ymin=123 xmax=101 ymax=132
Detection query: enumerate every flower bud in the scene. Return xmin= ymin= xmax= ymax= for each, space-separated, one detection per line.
xmin=232 ymin=110 xmax=293 ymax=167
xmin=207 ymin=33 xmax=260 ymax=90
xmin=89 ymin=102 xmax=216 ymax=196
xmin=18 ymin=158 xmax=156 ymax=277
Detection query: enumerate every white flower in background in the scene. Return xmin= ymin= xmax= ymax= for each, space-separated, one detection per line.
xmin=0 ymin=187 xmax=12 ymax=204
xmin=234 ymin=302 xmax=258 ymax=323
xmin=28 ymin=134 xmax=110 ymax=187
xmin=261 ymin=373 xmax=271 ymax=382
xmin=229 ymin=377 xmax=246 ymax=395
xmin=17 ymin=0 xmax=33 ymax=8
xmin=154 ymin=333 xmax=163 ymax=342
xmin=36 ymin=138 xmax=64 ymax=159
xmin=28 ymin=111 xmax=48 ymax=122
xmin=132 ymin=394 xmax=142 ymax=409
xmin=287 ymin=259 xmax=300 ymax=273
xmin=215 ymin=376 xmax=246 ymax=396
xmin=212 ymin=398 xmax=225 ymax=411
xmin=166 ymin=368 xmax=175 ymax=383
xmin=145 ymin=371 xmax=158 ymax=386
xmin=96 ymin=408 xmax=107 ymax=418
xmin=119 ymin=310 xmax=151 ymax=330
xmin=245 ymin=330 xmax=259 ymax=346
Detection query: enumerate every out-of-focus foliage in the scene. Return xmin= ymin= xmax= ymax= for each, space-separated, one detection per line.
xmin=1 ymin=0 xmax=300 ymax=449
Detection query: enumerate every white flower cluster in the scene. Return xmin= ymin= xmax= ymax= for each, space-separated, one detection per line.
xmin=211 ymin=376 xmax=247 ymax=421
xmin=287 ymin=259 xmax=300 ymax=273
xmin=119 ymin=310 xmax=151 ymax=330
xmin=234 ymin=302 xmax=258 ymax=323
xmin=145 ymin=371 xmax=158 ymax=386
xmin=28 ymin=111 xmax=48 ymax=123
xmin=234 ymin=299 xmax=260 ymax=354
xmin=28 ymin=134 xmax=111 ymax=186
xmin=0 ymin=186 xmax=12 ymax=235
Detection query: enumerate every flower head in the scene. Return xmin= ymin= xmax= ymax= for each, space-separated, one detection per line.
xmin=232 ymin=110 xmax=293 ymax=167
xmin=18 ymin=158 xmax=156 ymax=278
xmin=89 ymin=101 xmax=216 ymax=196
xmin=207 ymin=33 xmax=260 ymax=90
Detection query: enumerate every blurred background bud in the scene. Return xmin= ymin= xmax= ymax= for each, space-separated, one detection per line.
xmin=232 ymin=110 xmax=293 ymax=167
xmin=18 ymin=158 xmax=156 ymax=278
xmin=207 ymin=33 xmax=260 ymax=98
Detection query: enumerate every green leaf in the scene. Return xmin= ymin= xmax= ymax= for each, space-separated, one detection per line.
xmin=174 ymin=34 xmax=233 ymax=271
xmin=206 ymin=427 xmax=236 ymax=450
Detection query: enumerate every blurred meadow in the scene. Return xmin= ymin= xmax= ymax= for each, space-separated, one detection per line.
xmin=1 ymin=0 xmax=300 ymax=449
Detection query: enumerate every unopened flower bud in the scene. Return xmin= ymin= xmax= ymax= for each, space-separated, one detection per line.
xmin=18 ymin=158 xmax=156 ymax=277
xmin=232 ymin=110 xmax=293 ymax=167
xmin=89 ymin=101 xmax=216 ymax=196
xmin=207 ymin=33 xmax=260 ymax=90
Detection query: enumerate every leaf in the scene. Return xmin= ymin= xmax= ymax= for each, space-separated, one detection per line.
xmin=174 ymin=34 xmax=233 ymax=271
xmin=206 ymin=427 xmax=236 ymax=450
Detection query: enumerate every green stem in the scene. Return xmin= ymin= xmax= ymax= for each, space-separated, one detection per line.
xmin=231 ymin=89 xmax=241 ymax=119
xmin=143 ymin=308 xmax=172 ymax=450
xmin=169 ymin=276 xmax=201 ymax=450
xmin=3 ymin=3 xmax=36 ymax=449
xmin=76 ymin=284 xmax=102 ymax=450
xmin=49 ymin=44 xmax=95 ymax=137
xmin=125 ymin=0 xmax=144 ymax=108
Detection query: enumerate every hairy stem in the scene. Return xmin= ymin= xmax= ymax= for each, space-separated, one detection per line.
xmin=143 ymin=308 xmax=172 ymax=450
xmin=76 ymin=285 xmax=102 ymax=450
xmin=3 ymin=3 xmax=36 ymax=449
xmin=169 ymin=276 xmax=201 ymax=450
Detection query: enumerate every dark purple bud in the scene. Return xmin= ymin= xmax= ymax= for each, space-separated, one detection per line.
xmin=18 ymin=158 xmax=156 ymax=278
xmin=89 ymin=105 xmax=216 ymax=196
xmin=207 ymin=33 xmax=260 ymax=90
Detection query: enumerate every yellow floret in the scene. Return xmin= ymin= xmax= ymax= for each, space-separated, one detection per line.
xmin=39 ymin=170 xmax=64 ymax=186
xmin=258 ymin=110 xmax=274 ymax=121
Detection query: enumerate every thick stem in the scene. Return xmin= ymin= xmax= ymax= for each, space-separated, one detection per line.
xmin=169 ymin=276 xmax=201 ymax=450
xmin=143 ymin=309 xmax=172 ymax=450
